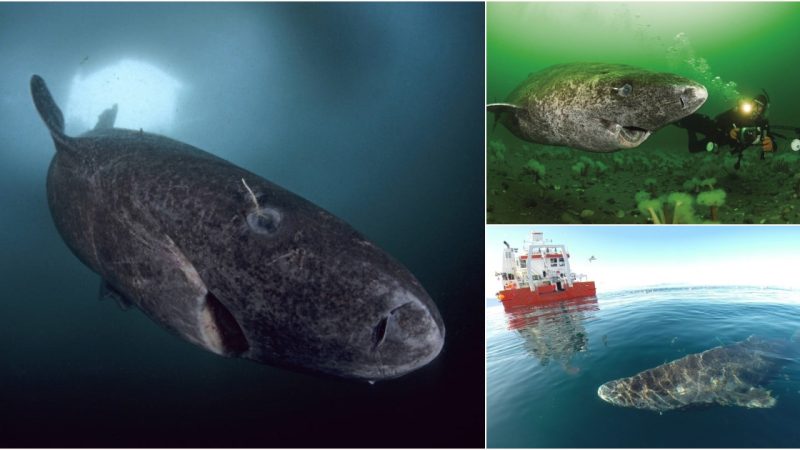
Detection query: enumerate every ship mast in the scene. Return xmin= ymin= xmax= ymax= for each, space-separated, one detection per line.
xmin=523 ymin=231 xmax=573 ymax=291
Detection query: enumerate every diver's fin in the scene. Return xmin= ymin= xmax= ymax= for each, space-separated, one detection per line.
xmin=94 ymin=103 xmax=118 ymax=131
xmin=486 ymin=103 xmax=522 ymax=132
xmin=30 ymin=75 xmax=73 ymax=151
xmin=99 ymin=280 xmax=133 ymax=311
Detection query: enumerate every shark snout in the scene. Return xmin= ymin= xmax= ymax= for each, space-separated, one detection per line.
xmin=679 ymin=84 xmax=708 ymax=111
xmin=597 ymin=382 xmax=613 ymax=402
xmin=597 ymin=380 xmax=628 ymax=407
xmin=368 ymin=289 xmax=445 ymax=379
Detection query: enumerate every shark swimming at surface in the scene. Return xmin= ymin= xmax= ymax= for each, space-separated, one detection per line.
xmin=30 ymin=74 xmax=445 ymax=382
xmin=597 ymin=335 xmax=795 ymax=412
xmin=487 ymin=63 xmax=708 ymax=152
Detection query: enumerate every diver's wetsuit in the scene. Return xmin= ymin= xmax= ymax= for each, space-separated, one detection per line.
xmin=675 ymin=109 xmax=775 ymax=153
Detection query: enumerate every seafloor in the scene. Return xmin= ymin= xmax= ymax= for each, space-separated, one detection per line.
xmin=487 ymin=127 xmax=800 ymax=224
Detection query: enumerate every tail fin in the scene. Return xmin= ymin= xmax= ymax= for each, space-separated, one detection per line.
xmin=487 ymin=103 xmax=520 ymax=133
xmin=30 ymin=75 xmax=78 ymax=154
xmin=31 ymin=75 xmax=65 ymax=135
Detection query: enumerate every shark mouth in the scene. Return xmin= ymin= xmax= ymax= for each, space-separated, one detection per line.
xmin=618 ymin=125 xmax=650 ymax=146
xmin=600 ymin=118 xmax=651 ymax=148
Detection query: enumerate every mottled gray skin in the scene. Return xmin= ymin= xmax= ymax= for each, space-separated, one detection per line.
xmin=488 ymin=63 xmax=708 ymax=152
xmin=31 ymin=75 xmax=444 ymax=381
xmin=597 ymin=336 xmax=791 ymax=411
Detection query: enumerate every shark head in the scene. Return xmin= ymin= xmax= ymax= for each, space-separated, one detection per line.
xmin=179 ymin=177 xmax=446 ymax=382
xmin=597 ymin=378 xmax=641 ymax=408
xmin=591 ymin=65 xmax=708 ymax=149
xmin=597 ymin=372 xmax=681 ymax=411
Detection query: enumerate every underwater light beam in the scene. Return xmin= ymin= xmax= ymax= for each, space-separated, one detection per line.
xmin=64 ymin=59 xmax=182 ymax=135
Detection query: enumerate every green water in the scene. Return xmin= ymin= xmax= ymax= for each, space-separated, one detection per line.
xmin=487 ymin=2 xmax=800 ymax=224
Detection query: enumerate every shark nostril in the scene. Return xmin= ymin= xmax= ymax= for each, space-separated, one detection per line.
xmin=372 ymin=302 xmax=413 ymax=350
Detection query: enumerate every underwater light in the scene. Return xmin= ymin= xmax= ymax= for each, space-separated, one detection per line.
xmin=740 ymin=101 xmax=753 ymax=114
xmin=64 ymin=59 xmax=182 ymax=135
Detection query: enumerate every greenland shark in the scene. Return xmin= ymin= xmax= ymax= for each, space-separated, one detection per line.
xmin=597 ymin=336 xmax=794 ymax=412
xmin=487 ymin=63 xmax=708 ymax=152
xmin=31 ymin=75 xmax=444 ymax=381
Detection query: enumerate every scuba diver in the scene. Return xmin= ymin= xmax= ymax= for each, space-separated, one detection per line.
xmin=675 ymin=93 xmax=775 ymax=169
xmin=675 ymin=91 xmax=800 ymax=169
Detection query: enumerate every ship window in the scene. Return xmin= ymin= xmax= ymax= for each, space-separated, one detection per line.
xmin=519 ymin=259 xmax=527 ymax=268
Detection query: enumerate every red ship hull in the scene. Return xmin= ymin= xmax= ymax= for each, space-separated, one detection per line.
xmin=497 ymin=281 xmax=597 ymax=309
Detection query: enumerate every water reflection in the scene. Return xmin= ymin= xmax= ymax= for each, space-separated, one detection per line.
xmin=504 ymin=297 xmax=599 ymax=373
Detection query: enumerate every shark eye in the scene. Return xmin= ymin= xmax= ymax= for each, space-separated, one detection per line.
xmin=247 ymin=207 xmax=282 ymax=234
xmin=616 ymin=84 xmax=632 ymax=97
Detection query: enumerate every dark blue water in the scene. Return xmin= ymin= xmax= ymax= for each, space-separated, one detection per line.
xmin=487 ymin=286 xmax=800 ymax=448
xmin=0 ymin=3 xmax=484 ymax=447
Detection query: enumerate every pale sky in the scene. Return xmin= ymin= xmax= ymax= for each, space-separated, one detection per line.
xmin=485 ymin=226 xmax=800 ymax=298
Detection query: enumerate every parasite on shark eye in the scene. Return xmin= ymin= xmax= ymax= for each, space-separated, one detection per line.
xmin=247 ymin=207 xmax=281 ymax=234
xmin=240 ymin=177 xmax=281 ymax=234
xmin=616 ymin=83 xmax=632 ymax=97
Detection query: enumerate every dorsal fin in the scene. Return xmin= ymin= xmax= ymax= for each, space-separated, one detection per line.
xmin=94 ymin=103 xmax=118 ymax=131
xmin=30 ymin=75 xmax=73 ymax=151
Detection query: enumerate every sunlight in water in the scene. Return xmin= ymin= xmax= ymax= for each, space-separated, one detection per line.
xmin=64 ymin=59 xmax=182 ymax=135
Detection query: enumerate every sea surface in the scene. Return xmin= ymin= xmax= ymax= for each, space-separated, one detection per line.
xmin=487 ymin=2 xmax=800 ymax=224
xmin=487 ymin=286 xmax=800 ymax=448
xmin=0 ymin=3 xmax=484 ymax=447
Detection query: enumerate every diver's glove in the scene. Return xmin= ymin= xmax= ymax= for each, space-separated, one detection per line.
xmin=762 ymin=136 xmax=775 ymax=152
xmin=729 ymin=128 xmax=739 ymax=140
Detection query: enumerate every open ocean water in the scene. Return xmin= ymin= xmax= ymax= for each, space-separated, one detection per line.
xmin=0 ymin=3 xmax=484 ymax=447
xmin=487 ymin=286 xmax=800 ymax=448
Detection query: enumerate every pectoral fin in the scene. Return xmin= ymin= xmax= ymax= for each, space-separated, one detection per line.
xmin=716 ymin=386 xmax=776 ymax=409
xmin=99 ymin=280 xmax=133 ymax=311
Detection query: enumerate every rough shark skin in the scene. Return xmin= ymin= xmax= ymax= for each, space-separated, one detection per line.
xmin=597 ymin=336 xmax=791 ymax=411
xmin=31 ymin=75 xmax=444 ymax=381
xmin=487 ymin=63 xmax=708 ymax=152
